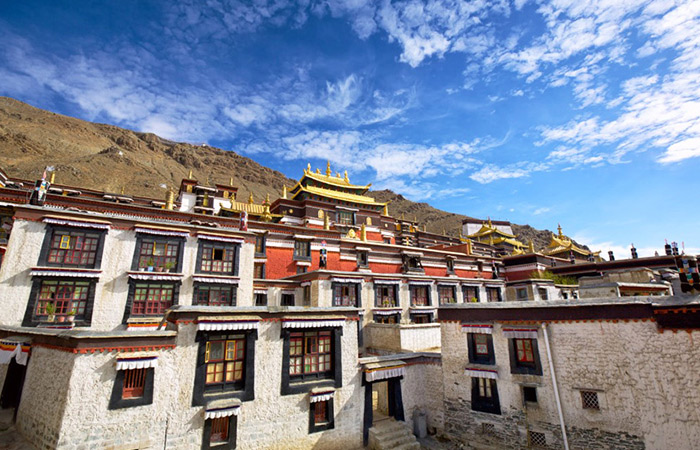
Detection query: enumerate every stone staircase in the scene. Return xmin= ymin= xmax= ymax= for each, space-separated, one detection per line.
xmin=369 ymin=418 xmax=421 ymax=450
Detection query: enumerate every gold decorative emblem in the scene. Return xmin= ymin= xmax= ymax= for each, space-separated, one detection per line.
xmin=346 ymin=229 xmax=357 ymax=239
xmin=366 ymin=217 xmax=372 ymax=225
xmin=318 ymin=210 xmax=325 ymax=219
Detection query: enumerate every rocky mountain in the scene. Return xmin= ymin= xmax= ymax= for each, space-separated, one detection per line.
xmin=0 ymin=97 xmax=585 ymax=251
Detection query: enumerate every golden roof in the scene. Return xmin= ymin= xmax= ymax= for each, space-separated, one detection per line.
xmin=302 ymin=162 xmax=371 ymax=191
xmin=292 ymin=185 xmax=386 ymax=207
xmin=541 ymin=224 xmax=592 ymax=256
xmin=467 ymin=219 xmax=516 ymax=239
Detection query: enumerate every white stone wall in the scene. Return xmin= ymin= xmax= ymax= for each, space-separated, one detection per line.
xmin=399 ymin=324 xmax=441 ymax=351
xmin=402 ymin=361 xmax=445 ymax=433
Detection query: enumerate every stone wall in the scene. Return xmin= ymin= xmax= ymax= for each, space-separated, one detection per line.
xmin=402 ymin=360 xmax=445 ymax=433
xmin=364 ymin=323 xmax=441 ymax=352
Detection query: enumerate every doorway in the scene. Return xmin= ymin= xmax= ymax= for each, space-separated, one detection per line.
xmin=372 ymin=381 xmax=390 ymax=422
xmin=0 ymin=358 xmax=28 ymax=416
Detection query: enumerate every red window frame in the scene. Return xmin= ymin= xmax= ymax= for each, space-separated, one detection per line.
xmin=122 ymin=368 xmax=146 ymax=399
xmin=333 ymin=283 xmax=357 ymax=307
xmin=132 ymin=283 xmax=174 ymax=315
xmin=289 ymin=331 xmax=332 ymax=377
xmin=314 ymin=400 xmax=329 ymax=425
xmin=47 ymin=230 xmax=100 ymax=267
xmin=200 ymin=243 xmax=235 ymax=274
xmin=515 ymin=339 xmax=535 ymax=363
xmin=195 ymin=285 xmax=235 ymax=306
xmin=438 ymin=286 xmax=456 ymax=304
xmin=205 ymin=337 xmax=245 ymax=385
xmin=137 ymin=239 xmax=179 ymax=270
xmin=474 ymin=334 xmax=490 ymax=356
xmin=375 ymin=285 xmax=397 ymax=307
xmin=210 ymin=416 xmax=230 ymax=444
xmin=486 ymin=287 xmax=501 ymax=302
xmin=36 ymin=279 xmax=90 ymax=317
xmin=410 ymin=286 xmax=429 ymax=306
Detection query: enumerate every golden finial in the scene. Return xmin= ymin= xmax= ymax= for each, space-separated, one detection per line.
xmin=229 ymin=177 xmax=234 ymax=186
xmin=120 ymin=186 xmax=125 ymax=195
xmin=344 ymin=170 xmax=349 ymax=182
xmin=203 ymin=192 xmax=209 ymax=207
xmin=401 ymin=213 xmax=405 ymax=220
xmin=165 ymin=188 xmax=175 ymax=210
xmin=49 ymin=171 xmax=56 ymax=184
xmin=528 ymin=240 xmax=535 ymax=253
xmin=248 ymin=193 xmax=254 ymax=204
xmin=326 ymin=161 xmax=331 ymax=176
xmin=261 ymin=204 xmax=272 ymax=222
xmin=188 ymin=169 xmax=193 ymax=179
xmin=557 ymin=223 xmax=563 ymax=237
xmin=414 ymin=216 xmax=417 ymax=223
xmin=383 ymin=204 xmax=389 ymax=216
xmin=466 ymin=238 xmax=473 ymax=255
xmin=488 ymin=217 xmax=492 ymax=228
xmin=307 ymin=163 xmax=311 ymax=172
xmin=323 ymin=214 xmax=330 ymax=230
xmin=336 ymin=172 xmax=341 ymax=178
xmin=264 ymin=193 xmax=270 ymax=205
xmin=282 ymin=185 xmax=287 ymax=199
xmin=361 ymin=224 xmax=367 ymax=242
xmin=316 ymin=168 xmax=321 ymax=174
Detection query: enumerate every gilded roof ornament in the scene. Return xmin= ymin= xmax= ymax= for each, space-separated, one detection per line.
xmin=528 ymin=240 xmax=535 ymax=253
xmin=248 ymin=193 xmax=254 ymax=204
xmin=188 ymin=169 xmax=193 ymax=179
xmin=282 ymin=185 xmax=287 ymax=199
xmin=49 ymin=171 xmax=56 ymax=184
xmin=326 ymin=161 xmax=331 ymax=176
xmin=344 ymin=171 xmax=349 ymax=182
xmin=264 ymin=193 xmax=270 ymax=205
xmin=229 ymin=177 xmax=234 ymax=186
xmin=558 ymin=223 xmax=563 ymax=238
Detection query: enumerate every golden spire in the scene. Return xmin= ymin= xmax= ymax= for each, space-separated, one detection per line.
xmin=466 ymin=238 xmax=472 ymax=255
xmin=229 ymin=177 xmax=234 ymax=186
xmin=383 ymin=204 xmax=388 ymax=216
xmin=361 ymin=224 xmax=367 ymax=242
xmin=316 ymin=168 xmax=321 ymax=174
xmin=323 ymin=213 xmax=330 ymax=230
xmin=488 ymin=217 xmax=493 ymax=228
xmin=248 ymin=193 xmax=254 ymax=204
xmin=282 ymin=185 xmax=287 ymax=199
xmin=558 ymin=223 xmax=563 ymax=238
xmin=528 ymin=240 xmax=535 ymax=253
xmin=188 ymin=169 xmax=193 ymax=179
xmin=344 ymin=170 xmax=349 ymax=182
xmin=261 ymin=204 xmax=272 ymax=222
xmin=326 ymin=161 xmax=331 ymax=176
xmin=414 ymin=216 xmax=417 ymax=223
xmin=165 ymin=188 xmax=175 ymax=210
xmin=307 ymin=163 xmax=311 ymax=172
xmin=401 ymin=213 xmax=405 ymax=220
xmin=264 ymin=193 xmax=270 ymax=205
xmin=120 ymin=186 xmax=125 ymax=195
xmin=49 ymin=171 xmax=56 ymax=184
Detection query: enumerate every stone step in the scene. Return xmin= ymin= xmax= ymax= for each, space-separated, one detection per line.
xmin=369 ymin=418 xmax=421 ymax=450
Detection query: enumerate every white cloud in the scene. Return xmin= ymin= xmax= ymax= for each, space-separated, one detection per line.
xmin=532 ymin=207 xmax=550 ymax=215
xmin=657 ymin=138 xmax=700 ymax=163
xmin=469 ymin=162 xmax=548 ymax=184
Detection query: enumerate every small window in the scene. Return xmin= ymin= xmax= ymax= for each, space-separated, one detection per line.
xmin=296 ymin=265 xmax=308 ymax=274
xmin=375 ymin=285 xmax=398 ymax=307
xmin=383 ymin=237 xmax=391 ymax=244
xmin=516 ymin=287 xmax=528 ymax=300
xmin=438 ymin=285 xmax=456 ymax=304
xmin=357 ymin=251 xmax=369 ymax=268
xmin=255 ymin=293 xmax=267 ymax=306
xmin=538 ymin=288 xmax=548 ymax=300
xmin=376 ymin=314 xmax=400 ymax=324
xmin=109 ymin=367 xmax=154 ymax=409
xmin=281 ymin=293 xmax=295 ymax=307
xmin=509 ymin=338 xmax=542 ymax=376
xmin=294 ymin=240 xmax=311 ymax=260
xmin=468 ymin=333 xmax=494 ymax=365
xmin=337 ymin=211 xmax=354 ymax=225
xmin=528 ymin=431 xmax=546 ymax=448
xmin=333 ymin=283 xmax=359 ymax=307
xmin=131 ymin=283 xmax=174 ymax=316
xmin=581 ymin=390 xmax=600 ymax=410
xmin=446 ymin=258 xmax=455 ymax=273
xmin=410 ymin=285 xmax=430 ymax=306
xmin=463 ymin=286 xmax=479 ymax=303
xmin=205 ymin=337 xmax=245 ymax=387
xmin=471 ymin=377 xmax=501 ymax=415
xmin=516 ymin=339 xmax=535 ymax=363
xmin=255 ymin=234 xmax=266 ymax=256
xmin=122 ymin=368 xmax=147 ymax=399
xmin=481 ymin=423 xmax=495 ymax=435
xmin=486 ymin=287 xmax=501 ymax=302
xmin=195 ymin=285 xmax=236 ymax=306
xmin=210 ymin=416 xmax=230 ymax=444
xmin=203 ymin=412 xmax=238 ymax=449
xmin=254 ymin=263 xmax=265 ymax=279
xmin=309 ymin=399 xmax=334 ymax=433
xmin=289 ymin=331 xmax=332 ymax=379
xmin=43 ymin=228 xmax=103 ymax=268
xmin=523 ymin=386 xmax=537 ymax=404
xmin=135 ymin=237 xmax=181 ymax=271
xmin=410 ymin=313 xmax=431 ymax=324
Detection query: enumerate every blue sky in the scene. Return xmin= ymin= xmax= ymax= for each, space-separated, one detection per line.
xmin=1 ymin=0 xmax=700 ymax=257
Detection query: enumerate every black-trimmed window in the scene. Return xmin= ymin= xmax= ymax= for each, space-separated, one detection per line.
xmin=402 ymin=255 xmax=424 ymax=273
xmin=203 ymin=416 xmax=237 ymax=449
xmin=281 ymin=293 xmax=295 ymax=306
xmin=254 ymin=234 xmax=266 ymax=257
xmin=254 ymin=263 xmax=265 ymax=279
xmin=508 ymin=338 xmax=543 ymax=376
xmin=375 ymin=313 xmax=400 ymax=324
xmin=254 ymin=293 xmax=267 ymax=306
xmin=410 ymin=312 xmax=432 ymax=324
xmin=132 ymin=283 xmax=174 ymax=315
xmin=471 ymin=378 xmax=501 ymax=415
xmin=410 ymin=285 xmax=430 ymax=306
xmin=486 ymin=287 xmax=502 ymax=302
xmin=309 ymin=399 xmax=334 ymax=433
xmin=197 ymin=241 xmax=238 ymax=275
xmin=109 ymin=367 xmax=154 ymax=410
xmin=23 ymin=278 xmax=96 ymax=326
xmin=467 ymin=333 xmax=495 ymax=365
xmin=332 ymin=283 xmax=360 ymax=307
xmin=357 ymin=251 xmax=369 ymax=268
xmin=39 ymin=226 xmax=106 ymax=269
xmin=337 ymin=211 xmax=354 ymax=225
xmin=281 ymin=327 xmax=343 ymax=395
xmin=516 ymin=287 xmax=529 ymax=300
xmin=538 ymin=288 xmax=548 ymax=300
xmin=192 ymin=331 xmax=256 ymax=406
xmin=375 ymin=284 xmax=398 ymax=307
xmin=133 ymin=236 xmax=183 ymax=272
xmin=446 ymin=258 xmax=455 ymax=274
xmin=438 ymin=285 xmax=456 ymax=304
xmin=194 ymin=284 xmax=236 ymax=306
xmin=294 ymin=240 xmax=311 ymax=261
xmin=523 ymin=386 xmax=538 ymax=405
xmin=303 ymin=286 xmax=311 ymax=306
xmin=463 ymin=286 xmax=479 ymax=303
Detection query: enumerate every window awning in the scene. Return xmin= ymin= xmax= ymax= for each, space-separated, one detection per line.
xmin=502 ymin=328 xmax=539 ymax=339
xmin=253 ymin=289 xmax=268 ymax=295
xmin=198 ymin=320 xmax=259 ymax=331
xmin=373 ymin=308 xmax=402 ymax=315
xmin=197 ymin=234 xmax=244 ymax=244
xmin=282 ymin=319 xmax=345 ymax=328
xmin=115 ymin=353 xmax=158 ymax=371
xmin=465 ymin=368 xmax=498 ymax=379
xmin=373 ymin=279 xmax=401 ymax=285
xmin=461 ymin=324 xmax=493 ymax=334
xmin=30 ymin=269 xmax=101 ymax=278
xmin=43 ymin=217 xmax=110 ymax=230
xmin=128 ymin=273 xmax=182 ymax=281
xmin=134 ymin=226 xmax=189 ymax=238
xmin=408 ymin=281 xmax=433 ymax=286
xmin=310 ymin=388 xmax=335 ymax=403
xmin=192 ymin=276 xmax=239 ymax=285
xmin=331 ymin=277 xmax=363 ymax=284
xmin=0 ymin=337 xmax=30 ymax=366
xmin=437 ymin=282 xmax=459 ymax=286
xmin=485 ymin=284 xmax=503 ymax=288
xmin=364 ymin=361 xmax=406 ymax=382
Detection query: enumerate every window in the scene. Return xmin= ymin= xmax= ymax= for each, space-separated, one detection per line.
xmin=523 ymin=386 xmax=538 ymax=404
xmin=198 ymin=242 xmax=238 ymax=275
xmin=255 ymin=234 xmax=266 ymax=256
xmin=255 ymin=293 xmax=267 ymax=306
xmin=375 ymin=313 xmax=400 ymax=324
xmin=294 ymin=240 xmax=311 ymax=260
xmin=194 ymin=285 xmax=236 ymax=307
xmin=131 ymin=283 xmax=174 ymax=316
xmin=281 ymin=293 xmax=295 ymax=306
xmin=581 ymin=390 xmax=600 ymax=410
xmin=471 ymin=377 xmax=501 ymax=415
xmin=410 ymin=313 xmax=431 ymax=324
xmin=374 ymin=284 xmax=398 ymax=307
xmin=508 ymin=338 xmax=542 ymax=376
xmin=438 ymin=285 xmax=456 ymax=304
xmin=486 ymin=287 xmax=501 ymax=302
xmin=134 ymin=237 xmax=182 ymax=271
xmin=210 ymin=416 xmax=230 ymax=444
xmin=254 ymin=263 xmax=265 ymax=279
xmin=410 ymin=285 xmax=430 ymax=306
xmin=332 ymin=283 xmax=360 ymax=307
xmin=528 ymin=431 xmax=547 ymax=448
xmin=109 ymin=368 xmax=154 ymax=409
xmin=402 ymin=255 xmax=423 ymax=273
xmin=446 ymin=258 xmax=455 ymax=273
xmin=281 ymin=327 xmax=342 ymax=395
xmin=516 ymin=287 xmax=528 ymax=300
xmin=357 ymin=251 xmax=369 ymax=268
xmin=296 ymin=265 xmax=308 ymax=274
xmin=303 ymin=286 xmax=311 ymax=306
xmin=538 ymin=288 xmax=548 ymax=300
xmin=192 ymin=331 xmax=256 ymax=405
xmin=383 ymin=237 xmax=391 ymax=244
xmin=467 ymin=333 xmax=495 ymax=365
xmin=43 ymin=229 xmax=103 ymax=268
xmin=203 ymin=415 xmax=237 ymax=450
xmin=309 ymin=399 xmax=334 ymax=433
xmin=337 ymin=211 xmax=354 ymax=225
xmin=463 ymin=286 xmax=479 ymax=303
xmin=35 ymin=279 xmax=90 ymax=319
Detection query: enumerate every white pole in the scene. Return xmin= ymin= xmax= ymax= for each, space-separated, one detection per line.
xmin=542 ymin=322 xmax=569 ymax=450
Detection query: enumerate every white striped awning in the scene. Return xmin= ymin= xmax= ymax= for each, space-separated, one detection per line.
xmin=502 ymin=328 xmax=538 ymax=339
xmin=485 ymin=284 xmax=503 ymax=288
xmin=0 ymin=338 xmax=30 ymax=366
xmin=461 ymin=324 xmax=493 ymax=334
xmin=115 ymin=355 xmax=158 ymax=371
xmin=331 ymin=278 xmax=363 ymax=284
xmin=310 ymin=389 xmax=335 ymax=403
xmin=192 ymin=276 xmax=239 ymax=285
xmin=129 ymin=273 xmax=182 ymax=281
xmin=373 ymin=279 xmax=402 ymax=285
xmin=293 ymin=234 xmax=315 ymax=240
xmin=253 ymin=289 xmax=268 ymax=294
xmin=134 ymin=227 xmax=189 ymax=238
xmin=281 ymin=290 xmax=296 ymax=295
xmin=43 ymin=217 xmax=110 ymax=230
xmin=282 ymin=319 xmax=345 ymax=329
xmin=409 ymin=307 xmax=436 ymax=313
xmin=198 ymin=320 xmax=258 ymax=331
xmin=373 ymin=309 xmax=402 ymax=316
xmin=30 ymin=269 xmax=100 ymax=278
xmin=205 ymin=405 xmax=240 ymax=419
xmin=198 ymin=234 xmax=244 ymax=244
xmin=408 ymin=281 xmax=433 ymax=286
xmin=465 ymin=368 xmax=498 ymax=379
xmin=300 ymin=282 xmax=311 ymax=287
xmin=365 ymin=362 xmax=406 ymax=382
xmin=437 ymin=282 xmax=460 ymax=286
xmin=296 ymin=261 xmax=311 ymax=266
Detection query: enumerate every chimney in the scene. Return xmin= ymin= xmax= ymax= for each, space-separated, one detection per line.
xmin=631 ymin=244 xmax=638 ymax=259
xmin=665 ymin=240 xmax=673 ymax=256
xmin=672 ymin=242 xmax=679 ymax=256
xmin=608 ymin=250 xmax=615 ymax=261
